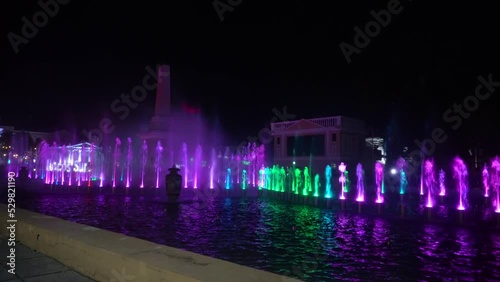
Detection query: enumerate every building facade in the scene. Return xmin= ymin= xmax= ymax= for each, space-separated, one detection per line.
xmin=270 ymin=116 xmax=368 ymax=174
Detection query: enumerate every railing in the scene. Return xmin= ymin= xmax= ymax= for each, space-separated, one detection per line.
xmin=308 ymin=116 xmax=338 ymax=127
xmin=271 ymin=116 xmax=339 ymax=132
xmin=271 ymin=116 xmax=367 ymax=133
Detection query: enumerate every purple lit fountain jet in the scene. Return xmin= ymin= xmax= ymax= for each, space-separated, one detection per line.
xmin=424 ymin=159 xmax=435 ymax=208
xmin=375 ymin=162 xmax=384 ymax=203
xmin=452 ymin=156 xmax=469 ymax=211
xmin=492 ymin=157 xmax=500 ymax=213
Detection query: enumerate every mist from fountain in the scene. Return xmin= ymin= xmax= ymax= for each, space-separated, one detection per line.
xmin=439 ymin=169 xmax=446 ymax=196
xmin=8 ymin=131 xmax=30 ymax=177
xmin=88 ymin=143 xmax=94 ymax=187
xmin=453 ymin=156 xmax=469 ymax=210
xmin=193 ymin=145 xmax=202 ymax=189
xmin=236 ymin=154 xmax=241 ymax=184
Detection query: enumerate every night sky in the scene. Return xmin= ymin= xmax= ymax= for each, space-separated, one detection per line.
xmin=1 ymin=0 xmax=499 ymax=155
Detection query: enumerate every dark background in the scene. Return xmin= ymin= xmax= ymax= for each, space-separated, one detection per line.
xmin=0 ymin=0 xmax=499 ymax=158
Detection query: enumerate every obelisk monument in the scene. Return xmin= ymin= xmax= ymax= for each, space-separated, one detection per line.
xmin=138 ymin=65 xmax=173 ymax=187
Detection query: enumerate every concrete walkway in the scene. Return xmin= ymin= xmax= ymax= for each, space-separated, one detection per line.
xmin=0 ymin=235 xmax=94 ymax=282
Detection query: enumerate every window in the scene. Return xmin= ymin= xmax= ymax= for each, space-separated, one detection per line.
xmin=331 ymin=133 xmax=337 ymax=142
xmin=276 ymin=137 xmax=281 ymax=145
xmin=287 ymin=134 xmax=325 ymax=157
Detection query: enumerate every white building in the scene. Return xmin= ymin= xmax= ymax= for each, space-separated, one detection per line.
xmin=270 ymin=116 xmax=368 ymax=173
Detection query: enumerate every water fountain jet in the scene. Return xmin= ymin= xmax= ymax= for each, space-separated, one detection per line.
xmin=339 ymin=162 xmax=346 ymax=200
xmin=424 ymin=159 xmax=435 ymax=208
xmin=483 ymin=164 xmax=490 ymax=197
xmin=126 ymin=138 xmax=132 ymax=189
xmin=452 ymin=156 xmax=469 ymax=211
xmin=112 ymin=138 xmax=121 ymax=190
xmin=140 ymin=141 xmax=147 ymax=188
xmin=155 ymin=141 xmax=163 ymax=189
xmin=439 ymin=169 xmax=446 ymax=196
xmin=491 ymin=157 xmax=500 ymax=213
xmin=375 ymin=162 xmax=384 ymax=204
xmin=325 ymin=165 xmax=332 ymax=199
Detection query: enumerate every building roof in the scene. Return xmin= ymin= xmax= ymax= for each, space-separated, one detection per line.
xmin=270 ymin=116 xmax=366 ymax=134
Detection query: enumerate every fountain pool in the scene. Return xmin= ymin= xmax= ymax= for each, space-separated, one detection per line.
xmin=5 ymin=188 xmax=500 ymax=282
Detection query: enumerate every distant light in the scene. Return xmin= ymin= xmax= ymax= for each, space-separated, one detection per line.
xmin=391 ymin=168 xmax=397 ymax=175
xmin=292 ymin=161 xmax=296 ymax=165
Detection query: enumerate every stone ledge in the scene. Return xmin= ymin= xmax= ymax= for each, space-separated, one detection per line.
xmin=0 ymin=204 xmax=301 ymax=282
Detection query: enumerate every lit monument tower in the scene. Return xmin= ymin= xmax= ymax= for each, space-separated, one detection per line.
xmin=138 ymin=65 xmax=173 ymax=187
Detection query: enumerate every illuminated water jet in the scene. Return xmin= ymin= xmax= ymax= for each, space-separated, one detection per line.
xmin=182 ymin=143 xmax=188 ymax=188
xmin=155 ymin=141 xmax=163 ymax=189
xmin=439 ymin=169 xmax=446 ymax=196
xmin=112 ymin=138 xmax=121 ymax=189
xmin=126 ymin=138 xmax=132 ymax=188
xmin=396 ymin=157 xmax=407 ymax=195
xmin=303 ymin=167 xmax=311 ymax=196
xmin=225 ymin=168 xmax=231 ymax=189
xmin=210 ymin=148 xmax=216 ymax=189
xmin=314 ymin=174 xmax=320 ymax=197
xmin=375 ymin=162 xmax=384 ymax=203
xmin=452 ymin=156 xmax=468 ymax=210
xmin=483 ymin=164 xmax=490 ymax=197
xmin=424 ymin=159 xmax=435 ymax=208
xmin=140 ymin=141 xmax=147 ymax=188
xmin=241 ymin=169 xmax=247 ymax=190
xmin=339 ymin=162 xmax=346 ymax=200
xmin=325 ymin=165 xmax=332 ymax=199
xmin=356 ymin=163 xmax=364 ymax=202
xmin=492 ymin=157 xmax=500 ymax=213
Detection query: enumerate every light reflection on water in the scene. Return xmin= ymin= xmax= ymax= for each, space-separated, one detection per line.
xmin=13 ymin=193 xmax=500 ymax=282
